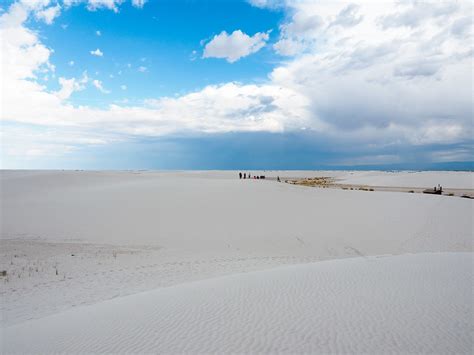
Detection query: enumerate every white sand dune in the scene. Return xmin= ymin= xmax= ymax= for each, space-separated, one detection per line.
xmin=1 ymin=170 xmax=472 ymax=250
xmin=1 ymin=170 xmax=473 ymax=353
xmin=2 ymin=253 xmax=472 ymax=354
xmin=334 ymin=170 xmax=473 ymax=189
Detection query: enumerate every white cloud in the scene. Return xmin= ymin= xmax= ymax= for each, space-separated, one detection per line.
xmin=2 ymin=124 xmax=111 ymax=166
xmin=68 ymin=60 xmax=74 ymax=66
xmin=380 ymin=2 xmax=458 ymax=29
xmin=18 ymin=0 xmax=52 ymax=12
xmin=64 ymin=0 xmax=148 ymax=13
xmin=62 ymin=0 xmax=124 ymax=13
xmin=273 ymin=38 xmax=304 ymax=56
xmin=0 ymin=1 xmax=52 ymax=81
xmin=263 ymin=0 xmax=473 ymax=146
xmin=246 ymin=0 xmax=284 ymax=10
xmin=96 ymin=30 xmax=101 ymax=36
xmin=92 ymin=79 xmax=110 ymax=94
xmin=35 ymin=4 xmax=61 ymax=24
xmin=85 ymin=0 xmax=122 ymax=13
xmin=203 ymin=30 xmax=270 ymax=63
xmin=138 ymin=66 xmax=147 ymax=72
xmin=90 ymin=48 xmax=103 ymax=56
xmin=120 ymin=85 xmax=127 ymax=90
xmin=55 ymin=73 xmax=88 ymax=100
xmin=132 ymin=0 xmax=147 ymax=9
xmin=1 ymin=0 xmax=473 ymax=163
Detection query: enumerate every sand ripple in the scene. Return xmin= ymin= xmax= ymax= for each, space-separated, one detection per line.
xmin=2 ymin=253 xmax=472 ymax=354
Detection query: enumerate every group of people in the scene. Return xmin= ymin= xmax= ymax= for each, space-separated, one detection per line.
xmin=237 ymin=172 xmax=283 ymax=181
xmin=434 ymin=184 xmax=443 ymax=193
xmin=239 ymin=172 xmax=266 ymax=180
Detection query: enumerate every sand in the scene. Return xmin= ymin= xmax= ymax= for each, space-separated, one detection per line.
xmin=1 ymin=170 xmax=473 ymax=353
xmin=2 ymin=253 xmax=472 ymax=354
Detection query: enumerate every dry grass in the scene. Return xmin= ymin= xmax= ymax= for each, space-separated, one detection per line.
xmin=291 ymin=177 xmax=335 ymax=187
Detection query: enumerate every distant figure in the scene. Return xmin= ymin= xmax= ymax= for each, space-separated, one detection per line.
xmin=439 ymin=184 xmax=443 ymax=193
xmin=244 ymin=173 xmax=246 ymax=179
xmin=434 ymin=186 xmax=437 ymax=192
xmin=239 ymin=172 xmax=242 ymax=179
xmin=277 ymin=176 xmax=281 ymax=182
xmin=257 ymin=176 xmax=260 ymax=180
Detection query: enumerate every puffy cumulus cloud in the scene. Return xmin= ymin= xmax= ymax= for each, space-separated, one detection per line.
xmin=55 ymin=72 xmax=88 ymax=100
xmin=62 ymin=0 xmax=147 ymax=12
xmin=131 ymin=0 xmax=147 ymax=9
xmin=92 ymin=79 xmax=110 ymax=94
xmin=17 ymin=0 xmax=52 ymax=11
xmin=5 ymin=81 xmax=309 ymax=137
xmin=63 ymin=0 xmax=124 ymax=13
xmin=263 ymin=0 xmax=473 ymax=148
xmin=203 ymin=30 xmax=270 ymax=63
xmin=379 ymin=1 xmax=459 ymax=29
xmin=273 ymin=2 xmax=365 ymax=56
xmin=330 ymin=4 xmax=363 ymax=28
xmin=140 ymin=83 xmax=310 ymax=135
xmin=246 ymin=0 xmax=285 ymax=10
xmin=90 ymin=48 xmax=103 ymax=56
xmin=35 ymin=4 xmax=61 ymax=24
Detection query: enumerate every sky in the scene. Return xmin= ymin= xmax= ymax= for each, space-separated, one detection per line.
xmin=1 ymin=0 xmax=473 ymax=170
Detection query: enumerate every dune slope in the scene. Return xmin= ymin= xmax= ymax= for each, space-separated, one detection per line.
xmin=2 ymin=253 xmax=472 ymax=354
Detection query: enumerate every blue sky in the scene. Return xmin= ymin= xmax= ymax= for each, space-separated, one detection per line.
xmin=34 ymin=0 xmax=283 ymax=105
xmin=1 ymin=0 xmax=473 ymax=169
